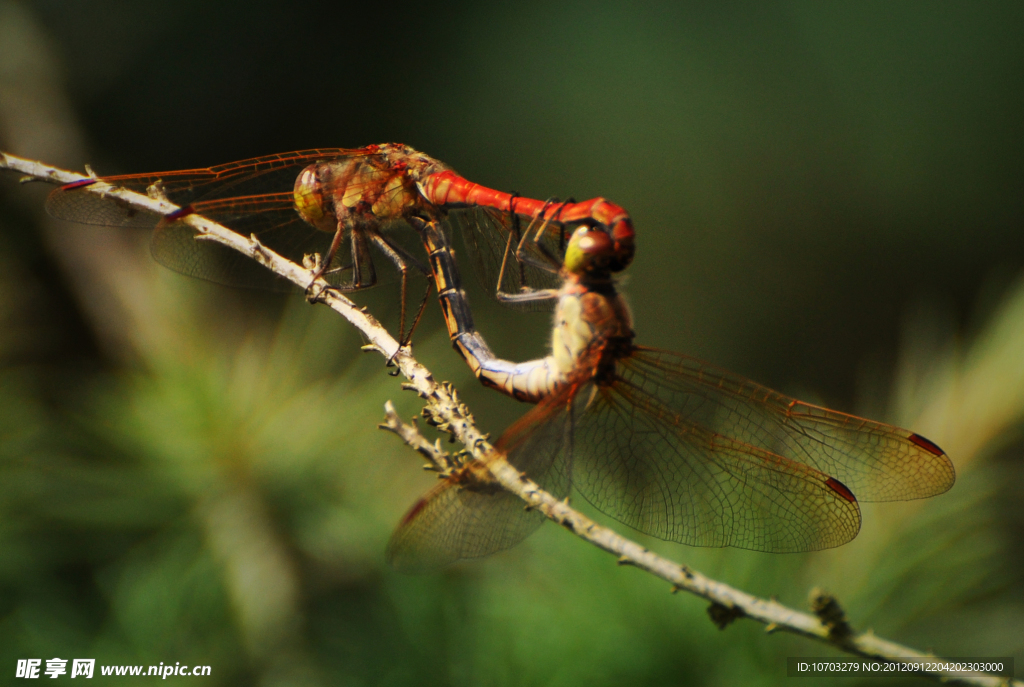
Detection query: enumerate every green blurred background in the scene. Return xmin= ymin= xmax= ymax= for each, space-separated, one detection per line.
xmin=1 ymin=1 xmax=1021 ymax=684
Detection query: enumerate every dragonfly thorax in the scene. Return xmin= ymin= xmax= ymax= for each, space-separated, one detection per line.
xmin=551 ymin=277 xmax=634 ymax=382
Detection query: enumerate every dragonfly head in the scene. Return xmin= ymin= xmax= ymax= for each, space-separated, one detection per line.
xmin=293 ymin=164 xmax=337 ymax=233
xmin=564 ymin=226 xmax=629 ymax=278
xmin=609 ymin=218 xmax=635 ymax=272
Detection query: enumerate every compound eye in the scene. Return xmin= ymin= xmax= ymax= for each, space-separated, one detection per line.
xmin=609 ymin=220 xmax=635 ymax=271
xmin=577 ymin=227 xmax=613 ymax=254
xmin=293 ymin=165 xmax=335 ymax=232
xmin=564 ymin=227 xmax=614 ymax=274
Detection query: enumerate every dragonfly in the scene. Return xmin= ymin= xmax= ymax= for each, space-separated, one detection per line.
xmin=43 ymin=144 xmax=634 ymax=344
xmin=386 ymin=224 xmax=956 ymax=571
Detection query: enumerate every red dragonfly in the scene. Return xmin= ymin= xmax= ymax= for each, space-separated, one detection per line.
xmin=44 ymin=144 xmax=634 ymax=343
xmin=387 ymin=225 xmax=955 ymax=571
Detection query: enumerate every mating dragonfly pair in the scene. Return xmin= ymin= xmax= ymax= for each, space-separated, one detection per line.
xmin=42 ymin=144 xmax=955 ymax=571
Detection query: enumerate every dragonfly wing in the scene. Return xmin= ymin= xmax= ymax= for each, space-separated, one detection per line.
xmin=46 ymin=187 xmax=165 ymax=229
xmin=148 ymin=192 xmax=373 ymax=290
xmin=46 ymin=189 xmax=304 ymax=289
xmin=624 ymin=348 xmax=955 ymax=502
xmin=386 ymin=481 xmax=546 ymax=573
xmin=149 ymin=222 xmax=294 ymax=291
xmin=570 ymin=375 xmax=862 ymax=552
xmin=387 ymin=397 xmax=573 ymax=572
xmin=44 ymin=149 xmax=366 ymax=227
xmin=47 ymin=149 xmax=425 ymax=291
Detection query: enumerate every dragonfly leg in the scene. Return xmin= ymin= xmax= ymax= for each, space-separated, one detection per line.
xmin=371 ymin=231 xmax=432 ymax=348
xmin=501 ymin=192 xmax=528 ymax=291
xmin=513 ymin=197 xmax=566 ymax=272
xmin=489 ymin=198 xmax=566 ymax=304
xmin=494 ymin=220 xmax=559 ymax=303
xmin=310 ymin=219 xmax=348 ymax=283
xmin=495 ymin=288 xmax=559 ymax=306
xmin=306 ymin=222 xmax=378 ymax=302
xmin=519 ymin=198 xmax=573 ymax=269
xmin=496 ymin=210 xmax=522 ymax=297
xmin=347 ymin=224 xmax=377 ymax=289
xmin=495 ymin=192 xmax=558 ymax=289
xmin=512 ymin=200 xmax=538 ymax=282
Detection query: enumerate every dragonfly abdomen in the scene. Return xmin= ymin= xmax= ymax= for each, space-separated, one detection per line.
xmin=419 ymin=170 xmax=636 ymax=272
xmin=414 ymin=217 xmax=566 ymax=403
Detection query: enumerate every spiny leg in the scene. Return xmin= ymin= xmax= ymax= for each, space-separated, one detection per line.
xmin=494 ymin=286 xmax=560 ymax=307
xmin=347 ymin=221 xmax=377 ymax=289
xmin=493 ymin=198 xmax=565 ymax=302
xmin=514 ymin=197 xmax=556 ymax=265
xmin=305 ymin=217 xmax=379 ymax=302
xmin=518 ymin=198 xmax=574 ymax=269
xmin=311 ymin=217 xmax=348 ymax=284
xmin=504 ymin=192 xmax=529 ymax=290
xmin=495 ymin=208 xmax=559 ymax=304
xmin=496 ymin=203 xmax=521 ymax=300
xmin=370 ymin=230 xmax=432 ymax=348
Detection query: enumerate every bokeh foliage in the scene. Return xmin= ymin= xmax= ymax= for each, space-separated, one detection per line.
xmin=1 ymin=1 xmax=1022 ymax=684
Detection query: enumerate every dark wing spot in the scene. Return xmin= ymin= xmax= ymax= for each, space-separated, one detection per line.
xmin=825 ymin=477 xmax=857 ymax=503
xmin=399 ymin=496 xmax=431 ymax=526
xmin=61 ymin=179 xmax=98 ymax=190
xmin=166 ymin=205 xmax=196 ymax=220
xmin=908 ymin=433 xmax=946 ymax=456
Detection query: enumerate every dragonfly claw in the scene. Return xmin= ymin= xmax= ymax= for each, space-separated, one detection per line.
xmin=304 ymin=280 xmax=330 ymax=304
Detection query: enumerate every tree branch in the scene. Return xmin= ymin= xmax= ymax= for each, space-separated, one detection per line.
xmin=1 ymin=151 xmax=1014 ymax=687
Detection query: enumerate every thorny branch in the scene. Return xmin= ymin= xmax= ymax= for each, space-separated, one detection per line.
xmin=1 ymin=151 xmax=1014 ymax=687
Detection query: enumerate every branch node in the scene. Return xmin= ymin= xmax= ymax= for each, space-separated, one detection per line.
xmin=248 ymin=233 xmax=270 ymax=253
xmin=146 ymin=181 xmax=169 ymax=202
xmin=707 ymin=602 xmax=745 ymax=630
xmin=306 ymin=282 xmax=330 ymax=304
xmin=399 ymin=382 xmax=428 ymax=399
xmin=809 ymin=588 xmax=854 ymax=641
xmin=616 ymin=555 xmax=636 ymax=567
xmin=379 ymin=400 xmax=452 ymax=473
